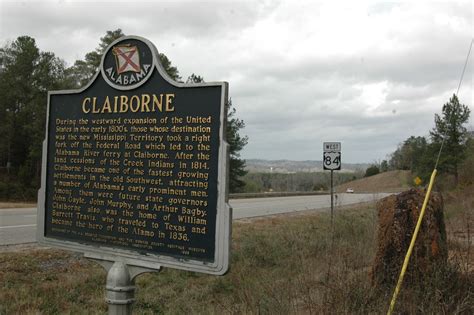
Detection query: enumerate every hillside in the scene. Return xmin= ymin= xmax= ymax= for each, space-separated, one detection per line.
xmin=336 ymin=170 xmax=412 ymax=193
xmin=245 ymin=159 xmax=369 ymax=173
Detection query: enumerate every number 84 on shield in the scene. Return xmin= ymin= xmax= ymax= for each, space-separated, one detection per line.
xmin=323 ymin=151 xmax=341 ymax=170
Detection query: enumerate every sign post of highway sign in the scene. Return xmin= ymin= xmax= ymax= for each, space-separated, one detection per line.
xmin=323 ymin=142 xmax=341 ymax=225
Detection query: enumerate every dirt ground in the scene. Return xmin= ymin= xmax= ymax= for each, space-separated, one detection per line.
xmin=0 ymin=202 xmax=37 ymax=209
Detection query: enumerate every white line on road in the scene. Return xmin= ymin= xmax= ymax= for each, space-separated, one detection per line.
xmin=0 ymin=224 xmax=36 ymax=229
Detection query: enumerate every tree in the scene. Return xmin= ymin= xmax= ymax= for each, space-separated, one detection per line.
xmin=226 ymin=98 xmax=249 ymax=192
xmin=389 ymin=136 xmax=428 ymax=172
xmin=429 ymin=94 xmax=470 ymax=182
xmin=186 ymin=73 xmax=204 ymax=84
xmin=185 ymin=74 xmax=248 ymax=193
xmin=68 ymin=29 xmax=125 ymax=88
xmin=0 ymin=36 xmax=68 ymax=190
xmin=159 ymin=53 xmax=181 ymax=82
xmin=365 ymin=165 xmax=380 ymax=177
xmin=68 ymin=29 xmax=181 ymax=87
xmin=380 ymin=160 xmax=389 ymax=172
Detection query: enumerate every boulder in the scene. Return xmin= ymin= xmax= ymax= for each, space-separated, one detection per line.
xmin=371 ymin=188 xmax=447 ymax=286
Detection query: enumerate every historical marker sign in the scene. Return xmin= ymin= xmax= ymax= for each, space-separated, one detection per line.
xmin=37 ymin=36 xmax=231 ymax=275
xmin=323 ymin=142 xmax=341 ymax=170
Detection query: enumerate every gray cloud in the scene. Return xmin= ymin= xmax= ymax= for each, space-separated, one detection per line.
xmin=0 ymin=0 xmax=472 ymax=163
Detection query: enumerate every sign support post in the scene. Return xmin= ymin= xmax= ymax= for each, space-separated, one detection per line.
xmin=323 ymin=142 xmax=341 ymax=288
xmin=85 ymin=254 xmax=161 ymax=315
xmin=103 ymin=262 xmax=155 ymax=315
xmin=105 ymin=262 xmax=135 ymax=315
xmin=323 ymin=142 xmax=341 ymax=225
xmin=330 ymin=170 xmax=334 ymax=225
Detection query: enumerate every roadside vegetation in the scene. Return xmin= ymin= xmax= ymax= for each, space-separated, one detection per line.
xmin=3 ymin=145 xmax=472 ymax=313
xmin=1 ymin=193 xmax=472 ymax=314
xmin=373 ymin=94 xmax=471 ymax=185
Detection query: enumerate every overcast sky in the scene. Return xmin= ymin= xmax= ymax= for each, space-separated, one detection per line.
xmin=1 ymin=0 xmax=472 ymax=163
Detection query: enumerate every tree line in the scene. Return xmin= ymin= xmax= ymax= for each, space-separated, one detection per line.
xmin=366 ymin=94 xmax=472 ymax=186
xmin=240 ymin=171 xmax=362 ymax=193
xmin=0 ymin=30 xmax=248 ymax=200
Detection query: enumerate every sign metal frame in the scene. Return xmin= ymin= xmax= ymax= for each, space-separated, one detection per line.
xmin=323 ymin=141 xmax=341 ymax=171
xmin=37 ymin=36 xmax=231 ymax=275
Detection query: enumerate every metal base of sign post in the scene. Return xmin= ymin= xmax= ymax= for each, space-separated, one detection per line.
xmin=86 ymin=255 xmax=160 ymax=315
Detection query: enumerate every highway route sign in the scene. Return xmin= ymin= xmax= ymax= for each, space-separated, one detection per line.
xmin=323 ymin=142 xmax=341 ymax=171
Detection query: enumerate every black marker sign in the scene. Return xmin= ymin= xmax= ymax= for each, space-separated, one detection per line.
xmin=38 ymin=36 xmax=231 ymax=275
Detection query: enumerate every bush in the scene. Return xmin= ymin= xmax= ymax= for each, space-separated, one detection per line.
xmin=0 ymin=175 xmax=37 ymax=201
xmin=242 ymin=180 xmax=261 ymax=193
xmin=365 ymin=165 xmax=380 ymax=177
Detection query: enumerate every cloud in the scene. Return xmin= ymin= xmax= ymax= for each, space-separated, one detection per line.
xmin=0 ymin=0 xmax=472 ymax=163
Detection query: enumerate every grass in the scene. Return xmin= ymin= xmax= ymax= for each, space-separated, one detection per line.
xmin=1 ymin=196 xmax=473 ymax=314
xmin=0 ymin=250 xmax=106 ymax=314
xmin=336 ymin=170 xmax=412 ymax=193
xmin=444 ymin=186 xmax=474 ymax=275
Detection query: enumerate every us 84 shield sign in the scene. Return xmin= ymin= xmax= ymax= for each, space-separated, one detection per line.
xmin=323 ymin=141 xmax=341 ymax=170
xmin=323 ymin=151 xmax=341 ymax=170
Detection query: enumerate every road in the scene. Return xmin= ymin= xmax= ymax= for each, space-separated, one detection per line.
xmin=0 ymin=193 xmax=391 ymax=246
xmin=0 ymin=208 xmax=37 ymax=245
xmin=231 ymin=193 xmax=390 ymax=219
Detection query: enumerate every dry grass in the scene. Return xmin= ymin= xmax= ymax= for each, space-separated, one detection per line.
xmin=444 ymin=186 xmax=474 ymax=273
xmin=0 ymin=249 xmax=106 ymax=314
xmin=1 ymin=194 xmax=472 ymax=314
xmin=336 ymin=170 xmax=412 ymax=193
xmin=0 ymin=202 xmax=37 ymax=209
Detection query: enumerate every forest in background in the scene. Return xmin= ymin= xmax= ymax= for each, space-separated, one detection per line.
xmin=0 ymin=31 xmax=472 ymax=200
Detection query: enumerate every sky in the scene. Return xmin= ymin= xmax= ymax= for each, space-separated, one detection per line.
xmin=1 ymin=0 xmax=472 ymax=163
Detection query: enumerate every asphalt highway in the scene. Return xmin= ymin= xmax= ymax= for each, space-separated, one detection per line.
xmin=0 ymin=193 xmax=391 ymax=246
xmin=0 ymin=208 xmax=37 ymax=245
